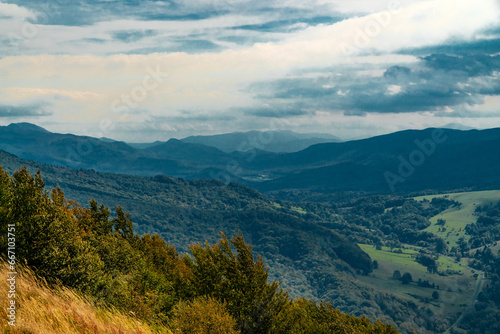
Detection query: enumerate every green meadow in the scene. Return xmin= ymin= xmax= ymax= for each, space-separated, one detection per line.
xmin=415 ymin=190 xmax=500 ymax=248
xmin=358 ymin=244 xmax=477 ymax=315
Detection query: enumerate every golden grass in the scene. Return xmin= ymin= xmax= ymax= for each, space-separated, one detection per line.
xmin=0 ymin=259 xmax=172 ymax=334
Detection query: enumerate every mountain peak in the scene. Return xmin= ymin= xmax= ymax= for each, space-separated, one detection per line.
xmin=6 ymin=122 xmax=49 ymax=133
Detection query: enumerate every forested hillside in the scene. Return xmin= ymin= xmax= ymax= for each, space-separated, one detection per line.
xmin=2 ymin=149 xmax=499 ymax=333
xmin=0 ymin=166 xmax=397 ymax=333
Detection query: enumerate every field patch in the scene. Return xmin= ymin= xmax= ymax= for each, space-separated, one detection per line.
xmin=414 ymin=190 xmax=500 ymax=248
xmin=358 ymin=244 xmax=477 ymax=316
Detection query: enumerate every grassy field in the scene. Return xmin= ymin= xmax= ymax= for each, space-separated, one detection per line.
xmin=414 ymin=190 xmax=500 ymax=248
xmin=358 ymin=244 xmax=477 ymax=315
xmin=273 ymin=202 xmax=307 ymax=214
xmin=470 ymin=240 xmax=500 ymax=256
xmin=291 ymin=206 xmax=307 ymax=214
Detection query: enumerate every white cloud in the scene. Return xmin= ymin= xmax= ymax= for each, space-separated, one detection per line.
xmin=387 ymin=85 xmax=402 ymax=95
xmin=0 ymin=2 xmax=36 ymax=20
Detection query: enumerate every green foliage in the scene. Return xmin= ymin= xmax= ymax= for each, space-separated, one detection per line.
xmin=170 ymin=296 xmax=239 ymax=334
xmin=0 ymin=166 xmax=104 ymax=292
xmin=273 ymin=298 xmax=399 ymax=334
xmin=0 ymin=167 xmax=398 ymax=333
xmin=401 ymin=273 xmax=413 ymax=285
xmin=188 ymin=233 xmax=286 ymax=334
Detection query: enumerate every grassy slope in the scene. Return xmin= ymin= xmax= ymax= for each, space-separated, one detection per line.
xmin=358 ymin=191 xmax=500 ymax=330
xmin=415 ymin=190 xmax=500 ymax=248
xmin=0 ymin=259 xmax=171 ymax=334
xmin=357 ymin=245 xmax=476 ymax=316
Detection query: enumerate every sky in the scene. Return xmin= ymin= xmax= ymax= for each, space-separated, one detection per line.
xmin=0 ymin=0 xmax=499 ymax=142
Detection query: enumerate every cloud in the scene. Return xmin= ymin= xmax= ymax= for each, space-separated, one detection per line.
xmin=232 ymin=16 xmax=343 ymax=33
xmin=248 ymin=52 xmax=500 ymax=116
xmin=383 ymin=66 xmax=411 ymax=79
xmin=0 ymin=2 xmax=36 ymax=20
xmin=0 ymin=0 xmax=499 ymax=141
xmin=242 ymin=106 xmax=309 ymax=118
xmin=421 ymin=53 xmax=500 ymax=77
xmin=399 ymin=37 xmax=500 ymax=56
xmin=111 ymin=30 xmax=157 ymax=43
xmin=0 ymin=103 xmax=51 ymax=117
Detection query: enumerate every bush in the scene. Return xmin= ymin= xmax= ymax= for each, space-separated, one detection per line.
xmin=170 ymin=297 xmax=239 ymax=334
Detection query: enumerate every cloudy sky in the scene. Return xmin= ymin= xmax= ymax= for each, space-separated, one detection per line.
xmin=0 ymin=0 xmax=499 ymax=141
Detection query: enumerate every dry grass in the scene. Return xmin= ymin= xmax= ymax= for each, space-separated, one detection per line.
xmin=0 ymin=259 xmax=171 ymax=334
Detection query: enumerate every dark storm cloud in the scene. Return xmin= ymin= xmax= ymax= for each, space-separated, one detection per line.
xmin=241 ymin=106 xmax=309 ymax=118
xmin=400 ymin=38 xmax=500 ymax=56
xmin=248 ymin=52 xmax=500 ymax=116
xmin=0 ymin=104 xmax=51 ymax=117
xmin=233 ymin=16 xmax=343 ymax=33
xmin=2 ymin=0 xmax=178 ymax=26
xmin=111 ymin=30 xmax=156 ymax=43
xmin=421 ymin=54 xmax=500 ymax=77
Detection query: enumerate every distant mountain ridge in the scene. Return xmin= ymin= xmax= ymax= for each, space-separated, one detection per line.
xmin=252 ymin=127 xmax=500 ymax=194
xmin=181 ymin=130 xmax=341 ymax=153
xmin=1 ymin=122 xmax=500 ymax=195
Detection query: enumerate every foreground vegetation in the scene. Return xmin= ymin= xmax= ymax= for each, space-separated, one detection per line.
xmin=0 ymin=259 xmax=170 ymax=334
xmin=0 ymin=166 xmax=398 ymax=333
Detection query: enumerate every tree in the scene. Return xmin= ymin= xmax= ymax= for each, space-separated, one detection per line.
xmin=113 ymin=205 xmax=133 ymax=239
xmin=393 ymin=270 xmax=402 ymax=280
xmin=402 ymin=272 xmax=413 ymax=285
xmin=372 ymin=260 xmax=379 ymax=269
xmin=432 ymin=291 xmax=439 ymax=300
xmin=188 ymin=232 xmax=285 ymax=334
xmin=1 ymin=167 xmax=104 ymax=291
xmin=170 ymin=296 xmax=239 ymax=334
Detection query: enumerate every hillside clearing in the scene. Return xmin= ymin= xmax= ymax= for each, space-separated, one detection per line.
xmin=414 ymin=190 xmax=500 ymax=248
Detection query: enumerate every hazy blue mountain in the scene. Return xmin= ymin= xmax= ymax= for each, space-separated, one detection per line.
xmin=181 ymin=130 xmax=341 ymax=153
xmin=0 ymin=123 xmax=138 ymax=169
xmin=0 ymin=123 xmax=232 ymax=177
xmin=127 ymin=141 xmax=165 ymax=149
xmin=251 ymin=128 xmax=500 ymax=194
xmin=441 ymin=123 xmax=475 ymax=130
xmin=2 ymin=123 xmax=500 ymax=196
xmin=145 ymin=138 xmax=231 ymax=163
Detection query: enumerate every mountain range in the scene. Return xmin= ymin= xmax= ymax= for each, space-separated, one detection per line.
xmin=1 ymin=123 xmax=500 ymax=196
